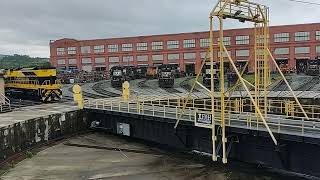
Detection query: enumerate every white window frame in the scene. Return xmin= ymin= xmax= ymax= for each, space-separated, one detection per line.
xmin=217 ymin=37 xmax=231 ymax=46
xmin=274 ymin=33 xmax=290 ymax=43
xmin=94 ymin=45 xmax=105 ymax=53
xmin=108 ymin=56 xmax=119 ymax=63
xmin=200 ymin=38 xmax=210 ymax=48
xmin=57 ymin=48 xmax=65 ymax=56
xmin=122 ymin=43 xmax=133 ymax=52
xmin=295 ymin=32 xmax=310 ymax=42
xmin=236 ymin=50 xmax=249 ymax=57
xmin=183 ymin=39 xmax=196 ymax=48
xmin=295 ymin=47 xmax=310 ymax=54
xmin=81 ymin=46 xmax=91 ymax=54
xmin=108 ymin=44 xmax=118 ymax=53
xmin=167 ymin=40 xmax=179 ymax=49
xmin=316 ymin=31 xmax=320 ymax=41
xmin=167 ymin=53 xmax=179 ymax=60
xmin=137 ymin=55 xmax=148 ymax=62
xmin=274 ymin=48 xmax=289 ymax=55
xmin=152 ymin=54 xmax=163 ymax=61
xmin=136 ymin=42 xmax=148 ymax=51
xmin=67 ymin=47 xmax=76 ymax=55
xmin=183 ymin=53 xmax=196 ymax=60
xmin=152 ymin=41 xmax=163 ymax=50
xmin=236 ymin=35 xmax=249 ymax=45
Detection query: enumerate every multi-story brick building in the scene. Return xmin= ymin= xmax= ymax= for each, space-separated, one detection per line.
xmin=50 ymin=23 xmax=320 ymax=74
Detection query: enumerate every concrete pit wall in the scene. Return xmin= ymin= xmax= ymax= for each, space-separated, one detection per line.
xmin=0 ymin=110 xmax=87 ymax=164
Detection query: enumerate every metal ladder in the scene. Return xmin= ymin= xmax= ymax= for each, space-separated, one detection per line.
xmin=0 ymin=93 xmax=11 ymax=113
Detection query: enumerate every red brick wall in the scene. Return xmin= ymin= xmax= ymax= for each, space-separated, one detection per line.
xmin=50 ymin=23 xmax=320 ymax=73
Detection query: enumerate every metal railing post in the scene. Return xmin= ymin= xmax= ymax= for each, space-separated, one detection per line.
xmin=152 ymin=105 xmax=155 ymax=116
xmin=302 ymin=118 xmax=304 ymax=136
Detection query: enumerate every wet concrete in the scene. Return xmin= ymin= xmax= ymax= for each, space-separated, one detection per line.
xmin=1 ymin=133 xmax=279 ymax=180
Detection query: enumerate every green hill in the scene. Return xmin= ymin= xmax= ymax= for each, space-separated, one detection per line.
xmin=0 ymin=54 xmax=50 ymax=69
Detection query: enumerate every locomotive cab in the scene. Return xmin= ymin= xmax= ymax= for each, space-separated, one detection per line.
xmin=158 ymin=64 xmax=174 ymax=88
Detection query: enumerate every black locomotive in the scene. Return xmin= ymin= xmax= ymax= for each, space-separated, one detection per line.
xmin=110 ymin=66 xmax=135 ymax=87
xmin=158 ymin=64 xmax=175 ymax=88
xmin=306 ymin=59 xmax=320 ymax=76
xmin=202 ymin=62 xmax=219 ymax=89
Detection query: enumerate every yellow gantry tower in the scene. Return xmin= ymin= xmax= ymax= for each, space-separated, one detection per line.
xmin=175 ymin=0 xmax=309 ymax=165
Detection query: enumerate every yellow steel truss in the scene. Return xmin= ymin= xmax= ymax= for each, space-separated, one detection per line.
xmin=173 ymin=0 xmax=309 ymax=164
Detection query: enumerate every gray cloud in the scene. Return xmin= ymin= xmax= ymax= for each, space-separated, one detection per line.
xmin=0 ymin=0 xmax=319 ymax=57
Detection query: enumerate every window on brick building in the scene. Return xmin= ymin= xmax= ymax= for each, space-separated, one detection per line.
xmin=218 ymin=51 xmax=231 ymax=57
xmin=122 ymin=43 xmax=133 ymax=52
xmin=68 ymin=59 xmax=77 ymax=65
xmin=81 ymin=58 xmax=92 ymax=64
xmin=94 ymin=45 xmax=104 ymax=53
xmin=295 ymin=47 xmax=310 ymax=54
xmin=167 ymin=40 xmax=179 ymax=49
xmin=273 ymin=33 xmax=289 ymax=43
xmin=295 ymin=32 xmax=310 ymax=41
xmin=316 ymin=46 xmax=320 ymax=54
xmin=168 ymin=53 xmax=179 ymax=60
xmin=57 ymin=48 xmax=65 ymax=55
xmin=81 ymin=46 xmax=91 ymax=54
xmin=152 ymin=54 xmax=163 ymax=61
xmin=108 ymin=44 xmax=118 ymax=52
xmin=57 ymin=59 xmax=65 ymax=65
xmin=217 ymin=36 xmax=231 ymax=46
xmin=235 ymin=35 xmax=249 ymax=45
xmin=137 ymin=55 xmax=148 ymax=62
xmin=137 ymin=42 xmax=148 ymax=51
xmin=152 ymin=42 xmax=163 ymax=50
xmin=108 ymin=56 xmax=119 ymax=63
xmin=200 ymin=38 xmax=210 ymax=48
xmin=274 ymin=48 xmax=289 ymax=55
xmin=184 ymin=53 xmax=196 ymax=60
xmin=95 ymin=57 xmax=105 ymax=64
xmin=236 ymin=50 xmax=249 ymax=56
xmin=183 ymin=39 xmax=196 ymax=48
xmin=316 ymin=31 xmax=320 ymax=41
xmin=123 ymin=56 xmax=133 ymax=62
xmin=67 ymin=47 xmax=76 ymax=55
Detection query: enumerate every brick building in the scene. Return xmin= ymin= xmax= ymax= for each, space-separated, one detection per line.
xmin=50 ymin=23 xmax=320 ymax=74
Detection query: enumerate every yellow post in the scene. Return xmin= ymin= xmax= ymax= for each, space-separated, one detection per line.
xmin=219 ymin=16 xmax=227 ymax=164
xmin=122 ymin=81 xmax=130 ymax=102
xmin=209 ymin=15 xmax=217 ymax=162
xmin=72 ymin=84 xmax=84 ymax=109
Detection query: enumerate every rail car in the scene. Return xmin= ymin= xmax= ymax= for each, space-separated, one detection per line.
xmin=202 ymin=62 xmax=219 ymax=89
xmin=110 ymin=66 xmax=135 ymax=87
xmin=158 ymin=64 xmax=175 ymax=88
xmin=306 ymin=59 xmax=320 ymax=76
xmin=3 ymin=67 xmax=62 ymax=102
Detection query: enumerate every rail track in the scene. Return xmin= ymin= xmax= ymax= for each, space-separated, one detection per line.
xmin=296 ymin=77 xmax=320 ymax=91
xmin=92 ymin=81 xmax=120 ymax=97
xmin=179 ymin=77 xmax=199 ymax=92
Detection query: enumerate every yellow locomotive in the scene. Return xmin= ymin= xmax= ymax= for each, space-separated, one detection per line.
xmin=3 ymin=67 xmax=62 ymax=102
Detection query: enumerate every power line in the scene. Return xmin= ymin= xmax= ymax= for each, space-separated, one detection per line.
xmin=287 ymin=0 xmax=320 ymax=6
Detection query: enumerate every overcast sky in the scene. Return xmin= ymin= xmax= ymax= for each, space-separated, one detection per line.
xmin=0 ymin=0 xmax=319 ymax=57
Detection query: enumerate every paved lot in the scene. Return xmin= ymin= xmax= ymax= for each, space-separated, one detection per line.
xmin=0 ymin=133 xmax=280 ymax=180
